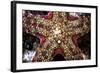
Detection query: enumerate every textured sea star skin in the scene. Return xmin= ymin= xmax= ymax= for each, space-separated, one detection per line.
xmin=22 ymin=10 xmax=91 ymax=62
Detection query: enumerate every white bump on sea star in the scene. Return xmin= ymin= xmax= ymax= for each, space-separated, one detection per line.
xmin=53 ymin=28 xmax=61 ymax=35
xmin=58 ymin=40 xmax=61 ymax=43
